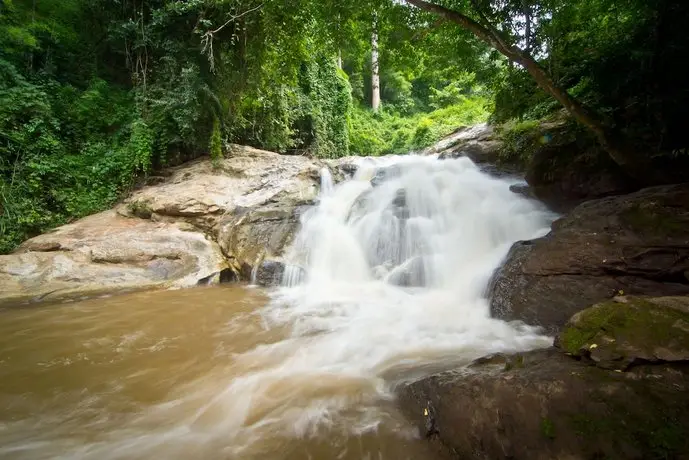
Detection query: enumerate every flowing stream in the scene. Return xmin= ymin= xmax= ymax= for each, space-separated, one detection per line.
xmin=0 ymin=155 xmax=556 ymax=459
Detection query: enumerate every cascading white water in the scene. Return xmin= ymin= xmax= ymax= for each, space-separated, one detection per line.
xmin=282 ymin=155 xmax=554 ymax=295
xmin=261 ymin=153 xmax=557 ymax=422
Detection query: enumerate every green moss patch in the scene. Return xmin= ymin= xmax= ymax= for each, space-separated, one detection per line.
xmin=557 ymin=297 xmax=689 ymax=369
xmin=540 ymin=417 xmax=556 ymax=440
xmin=127 ymin=200 xmax=153 ymax=219
xmin=619 ymin=201 xmax=688 ymax=238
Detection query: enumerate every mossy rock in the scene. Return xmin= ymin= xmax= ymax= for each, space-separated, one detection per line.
xmin=619 ymin=200 xmax=689 ymax=238
xmin=556 ymin=296 xmax=689 ymax=370
xmin=398 ymin=347 xmax=689 ymax=460
xmin=126 ymin=199 xmax=153 ymax=219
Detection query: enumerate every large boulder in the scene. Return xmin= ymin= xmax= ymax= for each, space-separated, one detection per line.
xmin=399 ymin=295 xmax=689 ymax=460
xmin=489 ymin=184 xmax=689 ymax=334
xmin=398 ymin=348 xmax=689 ymax=460
xmin=523 ymin=122 xmax=633 ymax=210
xmin=118 ymin=144 xmax=324 ymax=233
xmin=0 ymin=211 xmax=228 ymax=308
xmin=555 ymin=295 xmax=689 ymax=370
xmin=118 ymin=144 xmax=328 ymax=285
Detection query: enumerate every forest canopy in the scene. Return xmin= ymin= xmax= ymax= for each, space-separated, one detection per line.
xmin=1 ymin=0 xmax=687 ymax=252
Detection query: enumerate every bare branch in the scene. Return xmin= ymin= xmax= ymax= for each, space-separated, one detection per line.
xmin=211 ymin=2 xmax=263 ymax=35
xmin=200 ymin=3 xmax=264 ymax=73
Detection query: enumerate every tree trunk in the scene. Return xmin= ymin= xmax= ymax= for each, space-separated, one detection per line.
xmin=523 ymin=1 xmax=531 ymax=52
xmin=404 ymin=0 xmax=644 ymax=177
xmin=371 ymin=16 xmax=381 ymax=113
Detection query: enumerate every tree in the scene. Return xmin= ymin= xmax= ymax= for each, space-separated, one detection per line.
xmin=371 ymin=13 xmax=381 ymax=112
xmin=403 ymin=0 xmax=644 ymax=178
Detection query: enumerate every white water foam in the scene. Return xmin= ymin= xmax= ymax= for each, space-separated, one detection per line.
xmin=260 ymin=155 xmax=556 ymax=425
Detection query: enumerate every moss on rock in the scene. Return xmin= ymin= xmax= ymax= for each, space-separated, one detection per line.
xmin=126 ymin=199 xmax=153 ymax=219
xmin=619 ymin=200 xmax=689 ymax=238
xmin=556 ymin=296 xmax=689 ymax=369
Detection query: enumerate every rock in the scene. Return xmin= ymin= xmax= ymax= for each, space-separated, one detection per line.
xmin=370 ymin=164 xmax=403 ymax=187
xmin=490 ymin=184 xmax=689 ymax=334
xmin=253 ymin=259 xmax=286 ymax=286
xmin=339 ymin=162 xmax=358 ymax=178
xmin=117 ymin=144 xmax=324 ymax=232
xmin=119 ymin=145 xmax=328 ymax=285
xmin=329 ymin=159 xmax=358 ymax=179
xmin=437 ymin=139 xmax=502 ymax=165
xmin=555 ymin=296 xmax=689 ymax=370
xmin=197 ymin=268 xmax=238 ymax=285
xmin=0 ymin=145 xmax=335 ymax=305
xmin=390 ymin=189 xmax=409 ymax=220
xmin=0 ymin=211 xmax=228 ymax=307
xmin=509 ymin=183 xmax=535 ymax=200
xmin=425 ymin=124 xmax=501 ymax=164
xmin=398 ymin=347 xmax=689 ymax=460
xmin=217 ymin=206 xmax=305 ymax=285
xmin=505 ymin=120 xmax=634 ymax=209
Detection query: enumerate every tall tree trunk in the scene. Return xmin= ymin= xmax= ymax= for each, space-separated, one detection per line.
xmin=523 ymin=0 xmax=531 ymax=52
xmin=404 ymin=0 xmax=643 ymax=177
xmin=371 ymin=15 xmax=381 ymax=113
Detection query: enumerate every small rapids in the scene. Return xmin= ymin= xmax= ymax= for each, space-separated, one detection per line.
xmin=0 ymin=155 xmax=556 ymax=460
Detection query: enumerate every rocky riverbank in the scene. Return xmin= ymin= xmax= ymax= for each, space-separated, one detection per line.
xmin=0 ymin=145 xmax=334 ymax=307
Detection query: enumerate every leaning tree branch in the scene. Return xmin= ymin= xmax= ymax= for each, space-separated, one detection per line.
xmin=403 ymin=0 xmax=644 ymax=176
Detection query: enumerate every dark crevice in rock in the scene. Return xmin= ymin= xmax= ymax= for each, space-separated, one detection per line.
xmin=92 ymin=254 xmax=182 ymax=265
xmin=197 ymin=267 xmax=238 ymax=285
xmin=218 ymin=267 xmax=238 ymax=284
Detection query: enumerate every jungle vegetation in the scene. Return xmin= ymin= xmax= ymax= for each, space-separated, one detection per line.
xmin=1 ymin=0 xmax=687 ymax=252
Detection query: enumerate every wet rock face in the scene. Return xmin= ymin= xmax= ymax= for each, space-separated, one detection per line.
xmin=399 ymin=296 xmax=689 ymax=459
xmin=370 ymin=164 xmax=404 ymax=187
xmin=429 ymin=120 xmax=634 ymax=210
xmin=253 ymin=259 xmax=286 ymax=286
xmin=338 ymin=162 xmax=358 ymax=179
xmin=523 ymin=123 xmax=634 ymax=208
xmin=398 ymin=347 xmax=689 ymax=460
xmin=489 ymin=184 xmax=689 ymax=334
xmin=116 ymin=146 xmax=329 ymax=287
xmin=217 ymin=206 xmax=306 ymax=284
xmin=426 ymin=123 xmax=502 ymax=165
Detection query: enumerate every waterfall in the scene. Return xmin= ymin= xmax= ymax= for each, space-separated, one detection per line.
xmin=266 ymin=154 xmax=555 ymax=384
xmin=282 ymin=154 xmax=553 ymax=294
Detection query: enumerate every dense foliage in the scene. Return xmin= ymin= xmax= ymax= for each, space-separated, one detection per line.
xmin=0 ymin=0 xmax=355 ymax=251
xmin=1 ymin=0 xmax=687 ymax=252
xmin=489 ymin=0 xmax=689 ymax=155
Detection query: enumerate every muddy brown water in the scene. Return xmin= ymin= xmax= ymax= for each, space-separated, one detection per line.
xmin=0 ymin=286 xmax=443 ymax=460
